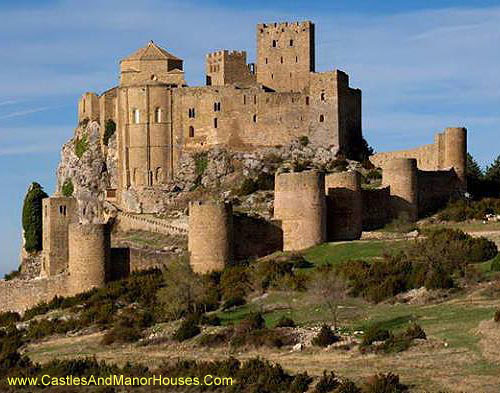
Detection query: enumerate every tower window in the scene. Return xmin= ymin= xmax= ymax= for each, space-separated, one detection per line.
xmin=305 ymin=96 xmax=310 ymax=105
xmin=214 ymin=118 xmax=218 ymax=128
xmin=213 ymin=102 xmax=221 ymax=112
xmin=296 ymin=56 xmax=298 ymax=63
xmin=254 ymin=95 xmax=257 ymax=104
xmin=154 ymin=107 xmax=162 ymax=123
xmin=253 ymin=114 xmax=257 ymax=123
xmin=188 ymin=108 xmax=195 ymax=118
xmin=272 ymin=40 xmax=277 ymax=47
xmin=290 ymin=39 xmax=294 ymax=46
xmin=319 ymin=114 xmax=325 ymax=122
xmin=320 ymin=92 xmax=326 ymax=101
xmin=133 ymin=109 xmax=140 ymax=124
xmin=271 ymin=73 xmax=274 ymax=79
xmin=189 ymin=126 xmax=194 ymax=137
xmin=265 ymin=58 xmax=268 ymax=64
xmin=280 ymin=56 xmax=283 ymax=64
xmin=243 ymin=95 xmax=246 ymax=105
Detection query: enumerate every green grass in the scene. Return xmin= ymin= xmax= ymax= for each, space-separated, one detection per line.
xmin=303 ymin=240 xmax=408 ymax=268
xmin=424 ymin=220 xmax=500 ymax=233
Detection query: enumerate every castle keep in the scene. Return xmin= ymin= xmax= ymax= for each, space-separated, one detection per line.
xmin=0 ymin=20 xmax=468 ymax=311
xmin=78 ymin=21 xmax=362 ymax=209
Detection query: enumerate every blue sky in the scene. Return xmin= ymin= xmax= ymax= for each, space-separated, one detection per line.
xmin=1 ymin=0 xmax=500 ymax=275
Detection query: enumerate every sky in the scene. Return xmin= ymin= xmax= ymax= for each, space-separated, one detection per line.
xmin=1 ymin=0 xmax=500 ymax=275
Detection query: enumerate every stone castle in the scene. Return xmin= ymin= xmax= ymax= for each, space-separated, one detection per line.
xmin=0 ymin=21 xmax=467 ymax=313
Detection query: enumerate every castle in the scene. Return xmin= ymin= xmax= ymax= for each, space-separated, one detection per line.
xmin=0 ymin=21 xmax=467 ymax=313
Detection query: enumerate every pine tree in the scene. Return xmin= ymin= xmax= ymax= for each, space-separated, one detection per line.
xmin=466 ymin=153 xmax=483 ymax=182
xmin=485 ymin=155 xmax=500 ymax=183
xmin=22 ymin=182 xmax=48 ymax=253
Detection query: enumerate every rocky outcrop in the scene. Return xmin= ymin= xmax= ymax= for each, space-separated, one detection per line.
xmin=56 ymin=121 xmax=115 ymax=223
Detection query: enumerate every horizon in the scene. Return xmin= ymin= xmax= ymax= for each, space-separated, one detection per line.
xmin=1 ymin=0 xmax=500 ymax=275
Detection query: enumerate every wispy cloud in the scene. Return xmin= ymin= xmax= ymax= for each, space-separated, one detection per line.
xmin=0 ymin=100 xmax=19 ymax=107
xmin=0 ymin=106 xmax=56 ymax=120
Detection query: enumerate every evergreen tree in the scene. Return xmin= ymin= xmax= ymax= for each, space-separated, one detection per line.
xmin=485 ymin=155 xmax=500 ymax=184
xmin=466 ymin=153 xmax=483 ymax=182
xmin=22 ymin=182 xmax=48 ymax=253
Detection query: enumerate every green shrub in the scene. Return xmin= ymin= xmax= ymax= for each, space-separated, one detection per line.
xmin=22 ymin=182 xmax=48 ymax=252
xmin=220 ymin=266 xmax=252 ymax=300
xmin=314 ymin=371 xmax=339 ymax=393
xmin=4 ymin=269 xmax=21 ymax=281
xmin=0 ymin=312 xmax=20 ymax=327
xmin=298 ymin=135 xmax=310 ymax=147
xmin=275 ymin=316 xmax=296 ymax=328
xmin=198 ymin=329 xmax=232 ymax=347
xmin=256 ymin=172 xmax=275 ymax=191
xmin=366 ymin=169 xmax=382 ymax=181
xmin=172 ymin=316 xmax=201 ymax=342
xmin=103 ymin=119 xmax=116 ymax=146
xmin=237 ymin=312 xmax=266 ymax=333
xmin=362 ymin=373 xmax=408 ymax=393
xmin=491 ymin=254 xmax=500 ymax=272
xmin=75 ymin=134 xmax=89 ymax=159
xmin=61 ymin=178 xmax=74 ymax=197
xmin=361 ymin=324 xmax=390 ymax=347
xmin=312 ymin=325 xmax=340 ymax=347
xmin=404 ymin=323 xmax=426 ymax=340
xmin=231 ymin=328 xmax=288 ymax=349
xmin=200 ymin=314 xmax=221 ymax=326
xmin=222 ymin=296 xmax=246 ymax=310
xmin=238 ymin=177 xmax=258 ymax=196
xmin=335 ymin=380 xmax=362 ymax=393
xmin=289 ymin=372 xmax=313 ymax=393
xmin=380 ymin=334 xmax=413 ymax=354
xmin=438 ymin=198 xmax=500 ymax=222
xmin=494 ymin=310 xmax=500 ymax=323
xmin=194 ymin=152 xmax=208 ymax=177
xmin=382 ymin=212 xmax=416 ymax=233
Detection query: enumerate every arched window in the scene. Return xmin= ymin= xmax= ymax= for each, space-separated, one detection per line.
xmin=154 ymin=107 xmax=161 ymax=123
xmin=280 ymin=56 xmax=283 ymax=64
xmin=272 ymin=40 xmax=277 ymax=47
xmin=189 ymin=126 xmax=195 ymax=137
xmin=305 ymin=97 xmax=310 ymax=105
xmin=155 ymin=167 xmax=163 ymax=183
xmin=214 ymin=118 xmax=218 ymax=128
xmin=254 ymin=95 xmax=257 ymax=105
xmin=319 ymin=114 xmax=325 ymax=122
xmin=271 ymin=73 xmax=274 ymax=79
xmin=253 ymin=114 xmax=257 ymax=123
xmin=265 ymin=58 xmax=268 ymax=64
xmin=133 ymin=109 xmax=140 ymax=124
xmin=320 ymin=92 xmax=326 ymax=101
xmin=290 ymin=39 xmax=294 ymax=46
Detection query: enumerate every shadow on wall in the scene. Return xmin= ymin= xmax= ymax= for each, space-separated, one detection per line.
xmin=233 ymin=213 xmax=283 ymax=260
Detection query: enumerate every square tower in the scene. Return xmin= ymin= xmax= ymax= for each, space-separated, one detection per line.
xmin=42 ymin=196 xmax=77 ymax=276
xmin=256 ymin=21 xmax=315 ymax=92
xmin=206 ymin=50 xmax=256 ymax=86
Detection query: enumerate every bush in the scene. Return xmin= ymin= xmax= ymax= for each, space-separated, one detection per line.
xmin=363 ymin=373 xmax=408 ymax=393
xmin=335 ymin=380 xmax=362 ymax=393
xmin=193 ymin=152 xmax=208 ymax=177
xmin=256 ymin=172 xmax=275 ymax=191
xmin=404 ymin=323 xmax=426 ymax=340
xmin=222 ymin=296 xmax=246 ymax=310
xmin=314 ymin=371 xmax=339 ymax=393
xmin=238 ymin=177 xmax=258 ymax=196
xmin=0 ymin=312 xmax=20 ymax=327
xmin=494 ymin=310 xmax=500 ymax=323
xmin=275 ymin=316 xmax=296 ymax=328
xmin=298 ymin=135 xmax=310 ymax=147
xmin=103 ymin=119 xmax=116 ymax=146
xmin=4 ymin=269 xmax=21 ymax=281
xmin=198 ymin=329 xmax=232 ymax=347
xmin=312 ymin=325 xmax=340 ymax=347
xmin=172 ymin=316 xmax=201 ymax=342
xmin=61 ymin=178 xmax=74 ymax=197
xmin=75 ymin=134 xmax=89 ymax=159
xmin=199 ymin=314 xmax=221 ymax=326
xmin=361 ymin=324 xmax=390 ymax=347
xmin=491 ymin=254 xmax=500 ymax=272
xmin=231 ymin=328 xmax=288 ymax=349
xmin=237 ymin=312 xmax=266 ymax=333
xmin=438 ymin=198 xmax=500 ymax=222
xmin=290 ymin=372 xmax=313 ymax=393
xmin=22 ymin=182 xmax=48 ymax=252
xmin=220 ymin=266 xmax=252 ymax=300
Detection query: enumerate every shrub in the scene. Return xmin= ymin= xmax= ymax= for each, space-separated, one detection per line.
xmin=231 ymin=328 xmax=287 ymax=348
xmin=312 ymin=325 xmax=340 ymax=347
xmin=380 ymin=334 xmax=413 ymax=354
xmin=199 ymin=314 xmax=221 ymax=326
xmin=237 ymin=312 xmax=266 ymax=333
xmin=314 ymin=371 xmax=339 ymax=393
xmin=494 ymin=310 xmax=500 ymax=323
xmin=335 ymin=380 xmax=362 ymax=393
xmin=198 ymin=329 xmax=232 ymax=347
xmin=290 ymin=372 xmax=313 ymax=393
xmin=298 ymin=135 xmax=310 ymax=147
xmin=361 ymin=324 xmax=390 ymax=347
xmin=75 ymin=134 xmax=89 ymax=159
xmin=22 ymin=182 xmax=48 ymax=252
xmin=363 ymin=373 xmax=408 ymax=393
xmin=172 ymin=316 xmax=201 ymax=342
xmin=220 ymin=266 xmax=252 ymax=300
xmin=222 ymin=296 xmax=246 ymax=310
xmin=256 ymin=172 xmax=275 ymax=191
xmin=61 ymin=178 xmax=74 ymax=197
xmin=366 ymin=169 xmax=382 ymax=181
xmin=238 ymin=177 xmax=258 ymax=196
xmin=491 ymin=254 xmax=500 ymax=272
xmin=103 ymin=119 xmax=116 ymax=146
xmin=382 ymin=212 xmax=416 ymax=233
xmin=0 ymin=312 xmax=20 ymax=327
xmin=405 ymin=323 xmax=426 ymax=340
xmin=193 ymin=152 xmax=208 ymax=177
xmin=275 ymin=316 xmax=296 ymax=328
xmin=4 ymin=269 xmax=21 ymax=281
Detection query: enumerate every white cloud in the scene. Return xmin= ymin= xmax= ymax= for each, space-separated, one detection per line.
xmin=0 ymin=106 xmax=56 ymax=120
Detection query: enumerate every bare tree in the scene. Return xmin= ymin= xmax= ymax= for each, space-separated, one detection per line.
xmin=309 ymin=267 xmax=347 ymax=329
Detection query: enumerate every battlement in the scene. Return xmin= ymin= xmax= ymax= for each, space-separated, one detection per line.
xmin=257 ymin=21 xmax=313 ymax=31
xmin=206 ymin=50 xmax=247 ymax=59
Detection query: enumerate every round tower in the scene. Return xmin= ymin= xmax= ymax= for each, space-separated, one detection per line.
xmin=188 ymin=201 xmax=233 ymax=274
xmin=382 ymin=158 xmax=418 ymax=222
xmin=274 ymin=170 xmax=326 ymax=251
xmin=444 ymin=127 xmax=467 ymax=188
xmin=68 ymin=223 xmax=110 ymax=295
xmin=325 ymin=171 xmax=362 ymax=241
